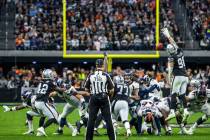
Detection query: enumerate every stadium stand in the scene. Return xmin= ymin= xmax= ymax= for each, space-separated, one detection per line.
xmin=0 ymin=64 xmax=210 ymax=90
xmin=0 ymin=0 xmax=207 ymax=50
xmin=185 ymin=0 xmax=210 ymax=49
xmin=14 ymin=0 xmax=187 ymax=51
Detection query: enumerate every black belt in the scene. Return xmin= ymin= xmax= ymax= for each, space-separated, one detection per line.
xmin=91 ymin=93 xmax=108 ymax=99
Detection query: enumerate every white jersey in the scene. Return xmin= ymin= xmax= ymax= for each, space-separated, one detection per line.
xmin=59 ymin=86 xmax=80 ymax=107
xmin=148 ymin=79 xmax=162 ymax=99
xmin=155 ymin=97 xmax=170 ymax=114
xmin=22 ymin=95 xmax=37 ymax=109
xmin=187 ymin=89 xmax=210 ymax=116
xmin=138 ymin=100 xmax=162 ymax=117
xmin=129 ymin=81 xmax=139 ymax=94
xmin=113 ymin=75 xmax=124 ymax=84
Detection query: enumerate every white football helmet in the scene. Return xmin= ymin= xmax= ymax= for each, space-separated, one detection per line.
xmin=190 ymin=79 xmax=201 ymax=89
xmin=167 ymin=44 xmax=177 ymax=55
xmin=113 ymin=75 xmax=124 ymax=84
xmin=42 ymin=69 xmax=54 ymax=80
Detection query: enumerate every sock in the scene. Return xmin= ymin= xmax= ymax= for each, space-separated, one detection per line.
xmin=44 ymin=118 xmax=57 ymax=129
xmin=154 ymin=117 xmax=161 ymax=133
xmin=66 ymin=122 xmax=75 ymax=131
xmin=179 ymin=94 xmax=187 ymax=108
xmin=192 ymin=122 xmax=198 ymax=130
xmin=141 ymin=122 xmax=148 ymax=132
xmin=137 ymin=116 xmax=142 ymax=134
xmin=60 ymin=117 xmax=67 ymax=128
xmin=171 ymin=93 xmax=177 ymax=110
xmin=28 ymin=120 xmax=33 ymax=131
xmin=39 ymin=117 xmax=45 ymax=127
xmin=80 ymin=97 xmax=85 ymax=103
xmin=123 ymin=121 xmax=130 ymax=130
xmin=26 ymin=113 xmax=33 ymax=131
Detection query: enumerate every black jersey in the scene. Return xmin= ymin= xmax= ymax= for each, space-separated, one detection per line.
xmin=168 ymin=48 xmax=187 ymax=76
xmin=113 ymin=83 xmax=130 ymax=102
xmin=36 ymin=79 xmax=55 ymax=102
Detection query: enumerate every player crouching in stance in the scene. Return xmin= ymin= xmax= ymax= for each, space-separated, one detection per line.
xmin=34 ymin=69 xmax=66 ymax=136
xmin=112 ymin=74 xmax=132 ymax=137
xmin=185 ymin=79 xmax=210 ymax=135
xmin=162 ymin=28 xmax=189 ymax=134
xmin=137 ymin=99 xmax=162 ymax=136
xmin=3 ymin=89 xmax=47 ymax=135
xmin=52 ymin=78 xmax=89 ymax=136
xmin=155 ymin=97 xmax=172 ymax=135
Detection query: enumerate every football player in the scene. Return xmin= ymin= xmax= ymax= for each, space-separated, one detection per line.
xmin=53 ymin=79 xmax=89 ymax=136
xmin=155 ymin=97 xmax=172 ymax=135
xmin=137 ymin=99 xmax=162 ymax=136
xmin=142 ymin=75 xmax=162 ymax=100
xmin=185 ymin=79 xmax=210 ymax=135
xmin=162 ymin=28 xmax=189 ymax=132
xmin=3 ymin=89 xmax=46 ymax=135
xmin=34 ymin=69 xmax=66 ymax=136
xmin=112 ymin=76 xmax=131 ymax=137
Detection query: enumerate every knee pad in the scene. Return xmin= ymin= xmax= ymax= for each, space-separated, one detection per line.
xmin=26 ymin=113 xmax=33 ymax=121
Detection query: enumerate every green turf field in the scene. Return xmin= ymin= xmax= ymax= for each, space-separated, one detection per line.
xmin=0 ymin=104 xmax=210 ymax=140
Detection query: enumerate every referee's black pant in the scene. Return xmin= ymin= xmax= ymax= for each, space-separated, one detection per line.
xmin=86 ymin=94 xmax=116 ymax=140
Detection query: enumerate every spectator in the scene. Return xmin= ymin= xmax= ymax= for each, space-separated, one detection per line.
xmin=0 ymin=77 xmax=8 ymax=88
xmin=133 ymin=35 xmax=143 ymax=50
xmin=7 ymin=66 xmax=16 ymax=79
xmin=16 ymin=34 xmax=24 ymax=50
xmin=7 ymin=76 xmax=17 ymax=89
xmin=71 ymin=35 xmax=80 ymax=50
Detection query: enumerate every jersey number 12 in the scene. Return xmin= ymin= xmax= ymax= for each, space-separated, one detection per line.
xmin=37 ymin=83 xmax=49 ymax=94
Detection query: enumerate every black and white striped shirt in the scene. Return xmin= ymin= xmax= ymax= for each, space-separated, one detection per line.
xmin=84 ymin=70 xmax=114 ymax=95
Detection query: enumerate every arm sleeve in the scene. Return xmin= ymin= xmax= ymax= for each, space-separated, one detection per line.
xmin=106 ymin=74 xmax=114 ymax=90
xmin=84 ymin=74 xmax=91 ymax=90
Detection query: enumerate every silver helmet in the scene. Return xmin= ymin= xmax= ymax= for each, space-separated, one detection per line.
xmin=167 ymin=44 xmax=177 ymax=55
xmin=42 ymin=69 xmax=54 ymax=80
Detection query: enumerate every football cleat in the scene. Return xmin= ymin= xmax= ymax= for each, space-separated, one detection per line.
xmin=72 ymin=128 xmax=77 ymax=137
xmin=23 ymin=130 xmax=34 ymax=135
xmin=53 ymin=129 xmax=63 ymax=135
xmin=37 ymin=127 xmax=47 ymax=136
xmin=165 ymin=130 xmax=172 ymax=135
xmin=76 ymin=121 xmax=82 ymax=134
xmin=126 ymin=129 xmax=131 ymax=137
xmin=36 ymin=132 xmax=44 ymax=136
xmin=187 ymin=127 xmax=195 ymax=135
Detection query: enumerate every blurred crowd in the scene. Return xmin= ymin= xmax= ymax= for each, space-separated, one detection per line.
xmin=13 ymin=0 xmax=210 ymax=50
xmin=1 ymin=64 xmax=210 ymax=90
xmin=15 ymin=0 xmax=184 ymax=51
xmin=159 ymin=0 xmax=183 ymax=48
xmin=186 ymin=0 xmax=210 ymax=49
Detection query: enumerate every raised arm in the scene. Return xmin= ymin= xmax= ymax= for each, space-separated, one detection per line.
xmin=103 ymin=52 xmax=108 ymax=72
xmin=161 ymin=28 xmax=178 ymax=49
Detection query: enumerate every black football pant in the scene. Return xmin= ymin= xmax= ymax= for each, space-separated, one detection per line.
xmin=86 ymin=94 xmax=116 ymax=140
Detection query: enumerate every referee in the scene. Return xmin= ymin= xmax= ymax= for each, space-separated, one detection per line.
xmin=84 ymin=59 xmax=116 ymax=140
